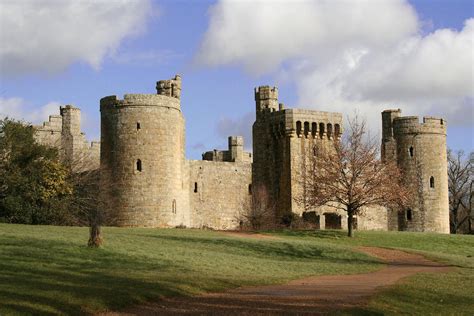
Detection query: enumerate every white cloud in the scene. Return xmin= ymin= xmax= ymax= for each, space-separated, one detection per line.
xmin=0 ymin=97 xmax=61 ymax=124
xmin=197 ymin=0 xmax=474 ymax=133
xmin=196 ymin=0 xmax=418 ymax=74
xmin=0 ymin=0 xmax=154 ymax=76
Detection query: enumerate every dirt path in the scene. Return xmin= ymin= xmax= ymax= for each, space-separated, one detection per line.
xmin=102 ymin=246 xmax=451 ymax=316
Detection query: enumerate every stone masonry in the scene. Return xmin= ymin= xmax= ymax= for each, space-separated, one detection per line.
xmin=382 ymin=110 xmax=449 ymax=233
xmin=36 ymin=75 xmax=449 ymax=233
xmin=35 ymin=105 xmax=100 ymax=171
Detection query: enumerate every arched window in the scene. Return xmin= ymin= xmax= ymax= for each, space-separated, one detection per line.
xmin=194 ymin=182 xmax=198 ymax=193
xmin=327 ymin=123 xmax=333 ymax=139
xmin=136 ymin=159 xmax=142 ymax=172
xmin=430 ymin=176 xmax=435 ymax=188
xmin=319 ymin=123 xmax=325 ymax=138
xmin=311 ymin=122 xmax=317 ymax=137
xmin=407 ymin=209 xmax=413 ymax=221
xmin=304 ymin=122 xmax=310 ymax=137
xmin=136 ymin=122 xmax=141 ymax=130
xmin=296 ymin=121 xmax=302 ymax=137
xmin=409 ymin=146 xmax=414 ymax=157
xmin=172 ymin=199 xmax=177 ymax=214
xmin=335 ymin=124 xmax=341 ymax=138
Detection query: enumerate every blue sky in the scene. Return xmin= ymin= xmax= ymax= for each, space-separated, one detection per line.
xmin=0 ymin=0 xmax=472 ymax=159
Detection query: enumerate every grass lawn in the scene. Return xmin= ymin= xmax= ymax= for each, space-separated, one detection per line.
xmin=270 ymin=229 xmax=474 ymax=315
xmin=0 ymin=224 xmax=381 ymax=315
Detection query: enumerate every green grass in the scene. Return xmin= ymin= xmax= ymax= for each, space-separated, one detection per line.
xmin=270 ymin=229 xmax=474 ymax=315
xmin=2 ymin=224 xmax=473 ymax=315
xmin=0 ymin=224 xmax=380 ymax=315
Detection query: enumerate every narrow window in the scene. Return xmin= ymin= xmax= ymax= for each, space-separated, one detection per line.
xmin=137 ymin=122 xmax=141 ymax=130
xmin=296 ymin=121 xmax=302 ymax=136
xmin=409 ymin=146 xmax=414 ymax=157
xmin=172 ymin=199 xmax=177 ymax=214
xmin=407 ymin=209 xmax=413 ymax=221
xmin=136 ymin=159 xmax=142 ymax=172
xmin=319 ymin=123 xmax=325 ymax=138
xmin=304 ymin=122 xmax=310 ymax=137
xmin=194 ymin=182 xmax=198 ymax=193
xmin=327 ymin=123 xmax=333 ymax=139
xmin=440 ymin=119 xmax=444 ymax=125
xmin=311 ymin=122 xmax=317 ymax=137
xmin=335 ymin=124 xmax=341 ymax=138
xmin=430 ymin=176 xmax=435 ymax=188
xmin=248 ymin=184 xmax=252 ymax=194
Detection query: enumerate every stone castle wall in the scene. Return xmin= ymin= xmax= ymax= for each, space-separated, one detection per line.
xmin=382 ymin=110 xmax=449 ymax=233
xmin=34 ymin=105 xmax=100 ymax=171
xmin=188 ymin=160 xmax=252 ymax=230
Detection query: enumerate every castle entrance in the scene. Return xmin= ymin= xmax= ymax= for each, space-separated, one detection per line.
xmin=324 ymin=213 xmax=342 ymax=229
xmin=302 ymin=211 xmax=320 ymax=229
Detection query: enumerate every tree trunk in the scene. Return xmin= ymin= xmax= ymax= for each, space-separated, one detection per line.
xmin=347 ymin=211 xmax=354 ymax=238
xmin=88 ymin=223 xmax=102 ymax=247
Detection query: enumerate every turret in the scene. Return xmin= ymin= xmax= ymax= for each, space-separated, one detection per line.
xmin=60 ymin=105 xmax=81 ymax=136
xmin=381 ymin=109 xmax=401 ymax=162
xmin=100 ymin=78 xmax=189 ymax=228
xmin=382 ymin=109 xmax=449 ymax=233
xmin=255 ymin=86 xmax=278 ymax=116
xmin=228 ymin=136 xmax=244 ymax=162
xmin=156 ymin=74 xmax=182 ymax=99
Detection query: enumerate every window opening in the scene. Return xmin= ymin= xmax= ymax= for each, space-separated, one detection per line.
xmin=136 ymin=159 xmax=142 ymax=172
xmin=430 ymin=176 xmax=435 ymax=188
xmin=137 ymin=122 xmax=141 ymax=130
xmin=407 ymin=209 xmax=413 ymax=221
xmin=409 ymin=146 xmax=414 ymax=157
xmin=296 ymin=121 xmax=302 ymax=136
xmin=194 ymin=182 xmax=198 ymax=193
xmin=248 ymin=184 xmax=252 ymax=194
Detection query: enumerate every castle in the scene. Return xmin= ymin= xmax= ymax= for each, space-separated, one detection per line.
xmin=35 ymin=75 xmax=450 ymax=233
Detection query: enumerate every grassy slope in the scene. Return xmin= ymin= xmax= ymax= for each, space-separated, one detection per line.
xmin=271 ymin=230 xmax=474 ymax=315
xmin=0 ymin=224 xmax=380 ymax=315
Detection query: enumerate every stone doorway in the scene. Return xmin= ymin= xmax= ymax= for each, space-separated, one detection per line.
xmin=324 ymin=213 xmax=342 ymax=229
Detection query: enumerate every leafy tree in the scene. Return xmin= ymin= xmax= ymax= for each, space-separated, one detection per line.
xmin=298 ymin=116 xmax=410 ymax=237
xmin=0 ymin=118 xmax=72 ymax=224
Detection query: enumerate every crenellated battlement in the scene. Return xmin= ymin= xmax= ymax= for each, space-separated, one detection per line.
xmin=255 ymin=86 xmax=279 ymax=114
xmin=100 ymin=94 xmax=181 ymax=111
xmin=156 ymin=74 xmax=181 ymax=99
xmin=255 ymin=86 xmax=278 ymax=101
xmin=393 ymin=115 xmax=447 ymax=135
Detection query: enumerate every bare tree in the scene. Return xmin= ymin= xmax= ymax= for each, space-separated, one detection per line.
xmin=298 ymin=116 xmax=410 ymax=237
xmin=240 ymin=184 xmax=276 ymax=230
xmin=448 ymin=149 xmax=473 ymax=234
xmin=65 ymin=150 xmax=108 ymax=247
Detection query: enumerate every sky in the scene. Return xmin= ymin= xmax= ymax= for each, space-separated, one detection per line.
xmin=0 ymin=0 xmax=473 ymax=160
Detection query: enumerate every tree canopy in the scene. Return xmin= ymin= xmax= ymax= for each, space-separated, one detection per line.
xmin=0 ymin=118 xmax=72 ymax=224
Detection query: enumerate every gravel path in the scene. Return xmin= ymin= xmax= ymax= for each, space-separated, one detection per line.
xmin=101 ymin=240 xmax=451 ymax=315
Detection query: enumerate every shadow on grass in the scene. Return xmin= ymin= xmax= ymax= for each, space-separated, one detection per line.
xmin=0 ymin=236 xmax=199 ymax=315
xmin=140 ymin=233 xmax=381 ymax=265
xmin=0 ymin=230 xmax=380 ymax=315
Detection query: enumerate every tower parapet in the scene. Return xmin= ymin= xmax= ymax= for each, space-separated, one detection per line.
xmin=156 ymin=74 xmax=181 ymax=99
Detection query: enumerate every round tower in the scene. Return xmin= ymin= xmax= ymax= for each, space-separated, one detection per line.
xmin=100 ymin=77 xmax=189 ymax=227
xmin=392 ymin=115 xmax=449 ymax=233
